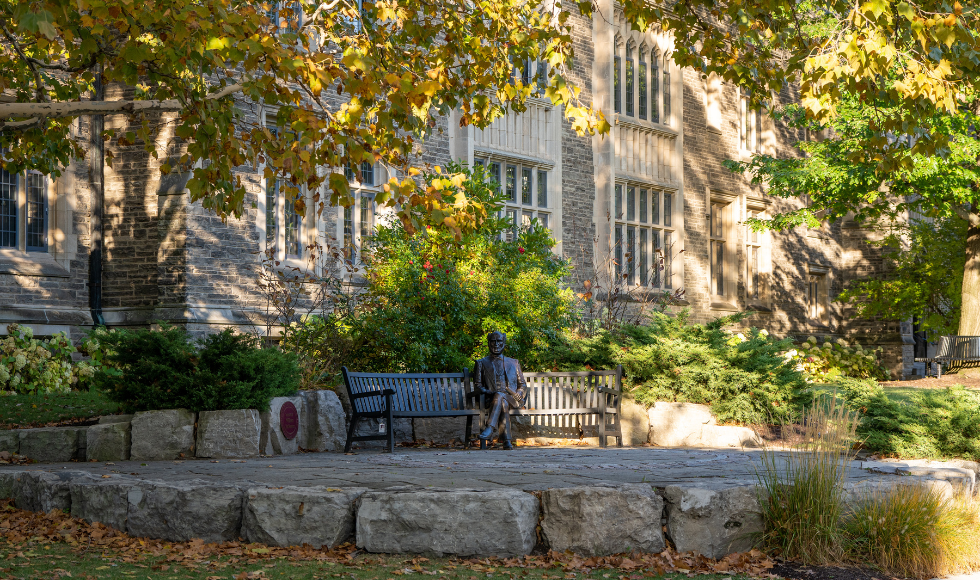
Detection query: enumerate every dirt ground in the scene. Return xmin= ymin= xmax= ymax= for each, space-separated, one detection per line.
xmin=880 ymin=375 xmax=980 ymax=389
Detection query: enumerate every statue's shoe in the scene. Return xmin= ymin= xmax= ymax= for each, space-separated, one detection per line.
xmin=501 ymin=439 xmax=513 ymax=450
xmin=478 ymin=426 xmax=494 ymax=439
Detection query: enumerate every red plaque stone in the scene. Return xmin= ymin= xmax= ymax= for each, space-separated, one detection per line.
xmin=279 ymin=401 xmax=299 ymax=440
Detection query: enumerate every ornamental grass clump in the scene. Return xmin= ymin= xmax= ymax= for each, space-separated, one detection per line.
xmin=755 ymin=396 xmax=860 ymax=564
xmin=844 ymin=486 xmax=980 ymax=579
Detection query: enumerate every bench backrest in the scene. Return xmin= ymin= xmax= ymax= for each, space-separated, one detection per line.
xmin=522 ymin=369 xmax=622 ymax=411
xmin=343 ymin=369 xmax=473 ymax=414
xmin=936 ymin=336 xmax=980 ymax=360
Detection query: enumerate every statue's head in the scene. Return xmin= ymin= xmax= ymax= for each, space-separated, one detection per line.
xmin=487 ymin=331 xmax=506 ymax=356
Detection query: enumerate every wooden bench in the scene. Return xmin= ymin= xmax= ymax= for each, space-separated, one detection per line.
xmin=341 ymin=368 xmax=480 ymax=453
xmin=341 ymin=366 xmax=624 ymax=452
xmin=914 ymin=335 xmax=980 ymax=378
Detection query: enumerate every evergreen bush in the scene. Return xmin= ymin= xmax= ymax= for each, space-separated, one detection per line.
xmin=92 ymin=326 xmax=299 ymax=413
xmin=540 ymin=312 xmax=810 ymax=425
xmin=838 ymin=378 xmax=980 ymax=461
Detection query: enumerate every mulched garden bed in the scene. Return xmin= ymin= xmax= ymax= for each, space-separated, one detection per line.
xmin=773 ymin=561 xmax=909 ymax=580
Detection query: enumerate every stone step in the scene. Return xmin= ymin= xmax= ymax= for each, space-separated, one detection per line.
xmin=0 ymin=469 xmax=767 ymax=559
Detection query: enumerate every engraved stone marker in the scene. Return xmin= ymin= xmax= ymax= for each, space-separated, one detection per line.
xmin=280 ymin=402 xmax=299 ymax=441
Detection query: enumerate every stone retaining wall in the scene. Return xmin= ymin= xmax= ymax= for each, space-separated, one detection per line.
xmin=0 ymin=469 xmax=763 ymax=558
xmin=1 ymin=468 xmax=962 ymax=558
xmin=3 ymin=390 xmax=349 ymax=463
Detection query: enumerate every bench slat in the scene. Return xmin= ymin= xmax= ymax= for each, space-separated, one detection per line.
xmin=346 ymin=372 xmax=469 ymax=379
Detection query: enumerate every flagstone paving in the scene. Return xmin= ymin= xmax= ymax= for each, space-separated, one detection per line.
xmin=7 ymin=446 xmax=942 ymax=491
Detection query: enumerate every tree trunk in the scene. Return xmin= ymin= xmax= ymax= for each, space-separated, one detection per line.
xmin=958 ymin=204 xmax=980 ymax=335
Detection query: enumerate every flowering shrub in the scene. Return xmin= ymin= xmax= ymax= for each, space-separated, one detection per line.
xmin=350 ymin=162 xmax=575 ymax=372
xmin=789 ymin=336 xmax=887 ymax=382
xmin=0 ymin=324 xmax=103 ymax=395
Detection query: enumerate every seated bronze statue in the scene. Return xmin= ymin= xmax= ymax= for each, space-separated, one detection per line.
xmin=473 ymin=331 xmax=526 ymax=449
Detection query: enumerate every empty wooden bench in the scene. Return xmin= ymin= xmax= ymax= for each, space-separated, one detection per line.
xmin=341 ymin=365 xmax=624 ymax=452
xmin=914 ymin=335 xmax=980 ymax=378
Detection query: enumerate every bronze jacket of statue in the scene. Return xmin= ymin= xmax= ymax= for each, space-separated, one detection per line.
xmin=473 ymin=355 xmax=527 ymax=408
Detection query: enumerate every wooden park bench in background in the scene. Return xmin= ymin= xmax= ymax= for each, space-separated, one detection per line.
xmin=341 ymin=366 xmax=624 ymax=452
xmin=914 ymin=335 xmax=980 ymax=378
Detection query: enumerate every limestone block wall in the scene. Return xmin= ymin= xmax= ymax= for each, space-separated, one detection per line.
xmin=0 ymin=114 xmax=96 ymax=340
xmin=560 ymin=5 xmax=598 ymax=288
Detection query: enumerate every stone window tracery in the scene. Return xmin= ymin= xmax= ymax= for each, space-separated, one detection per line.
xmin=614 ymin=182 xmax=674 ymax=289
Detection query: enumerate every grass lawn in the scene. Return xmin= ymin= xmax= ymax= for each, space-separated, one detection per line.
xmin=0 ymin=501 xmax=773 ymax=580
xmin=0 ymin=543 xmax=758 ymax=580
xmin=0 ymin=389 xmax=119 ymax=430
xmin=811 ymin=383 xmax=950 ymax=404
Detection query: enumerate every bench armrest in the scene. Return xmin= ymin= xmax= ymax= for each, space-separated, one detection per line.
xmin=349 ymin=388 xmax=396 ymax=400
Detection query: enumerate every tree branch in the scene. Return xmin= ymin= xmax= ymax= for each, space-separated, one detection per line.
xmin=0 ymin=83 xmax=243 ymax=121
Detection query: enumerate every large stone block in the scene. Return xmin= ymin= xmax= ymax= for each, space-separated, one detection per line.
xmin=0 ymin=430 xmax=19 ymax=454
xmin=70 ymin=476 xmax=138 ymax=531
xmin=261 ymin=396 xmax=305 ymax=455
xmin=14 ymin=471 xmax=93 ymax=513
xmin=243 ymin=486 xmax=366 ymax=547
xmin=99 ymin=414 xmax=135 ymax=424
xmin=648 ymin=403 xmax=760 ymax=448
xmin=843 ymin=478 xmax=957 ymax=506
xmin=19 ymin=427 xmax=86 ymax=462
xmin=302 ymin=390 xmax=348 ymax=452
xmin=0 ymin=469 xmax=27 ymax=499
xmin=130 ymin=409 xmax=196 ymax=461
xmin=540 ymin=484 xmax=665 ymax=555
xmin=87 ymin=422 xmax=132 ymax=462
xmin=196 ymin=409 xmax=261 ymax=458
xmin=620 ymin=398 xmax=651 ymax=446
xmin=413 ymin=417 xmax=471 ymax=445
xmin=126 ymin=479 xmax=245 ymax=542
xmin=664 ymin=485 xmax=762 ymax=558
xmin=356 ymin=489 xmax=538 ymax=557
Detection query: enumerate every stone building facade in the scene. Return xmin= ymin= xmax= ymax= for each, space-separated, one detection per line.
xmin=0 ymin=1 xmax=913 ymax=375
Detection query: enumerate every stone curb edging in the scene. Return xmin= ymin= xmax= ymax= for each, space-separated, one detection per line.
xmin=1 ymin=468 xmax=966 ymax=558
xmin=0 ymin=469 xmax=765 ymax=558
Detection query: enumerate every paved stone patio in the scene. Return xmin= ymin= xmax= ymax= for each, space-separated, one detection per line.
xmin=8 ymin=446 xmax=948 ymax=491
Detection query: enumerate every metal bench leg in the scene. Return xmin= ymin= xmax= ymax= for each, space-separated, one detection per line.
xmin=464 ymin=416 xmax=473 ymax=448
xmin=385 ymin=394 xmax=394 ymax=453
xmin=344 ymin=415 xmax=361 ymax=453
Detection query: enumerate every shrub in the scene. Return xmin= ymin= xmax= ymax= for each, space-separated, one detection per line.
xmin=0 ymin=323 xmax=104 ymax=395
xmin=789 ymin=336 xmax=888 ymax=381
xmin=845 ymin=486 xmax=980 ymax=579
xmin=541 ymin=312 xmax=810 ymax=425
xmin=277 ymin=315 xmax=358 ymax=389
xmin=839 ymin=379 xmax=980 ymax=461
xmin=93 ymin=326 xmax=299 ymax=413
xmin=756 ymin=397 xmax=860 ymax=564
xmin=352 ymin=162 xmax=574 ymax=372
